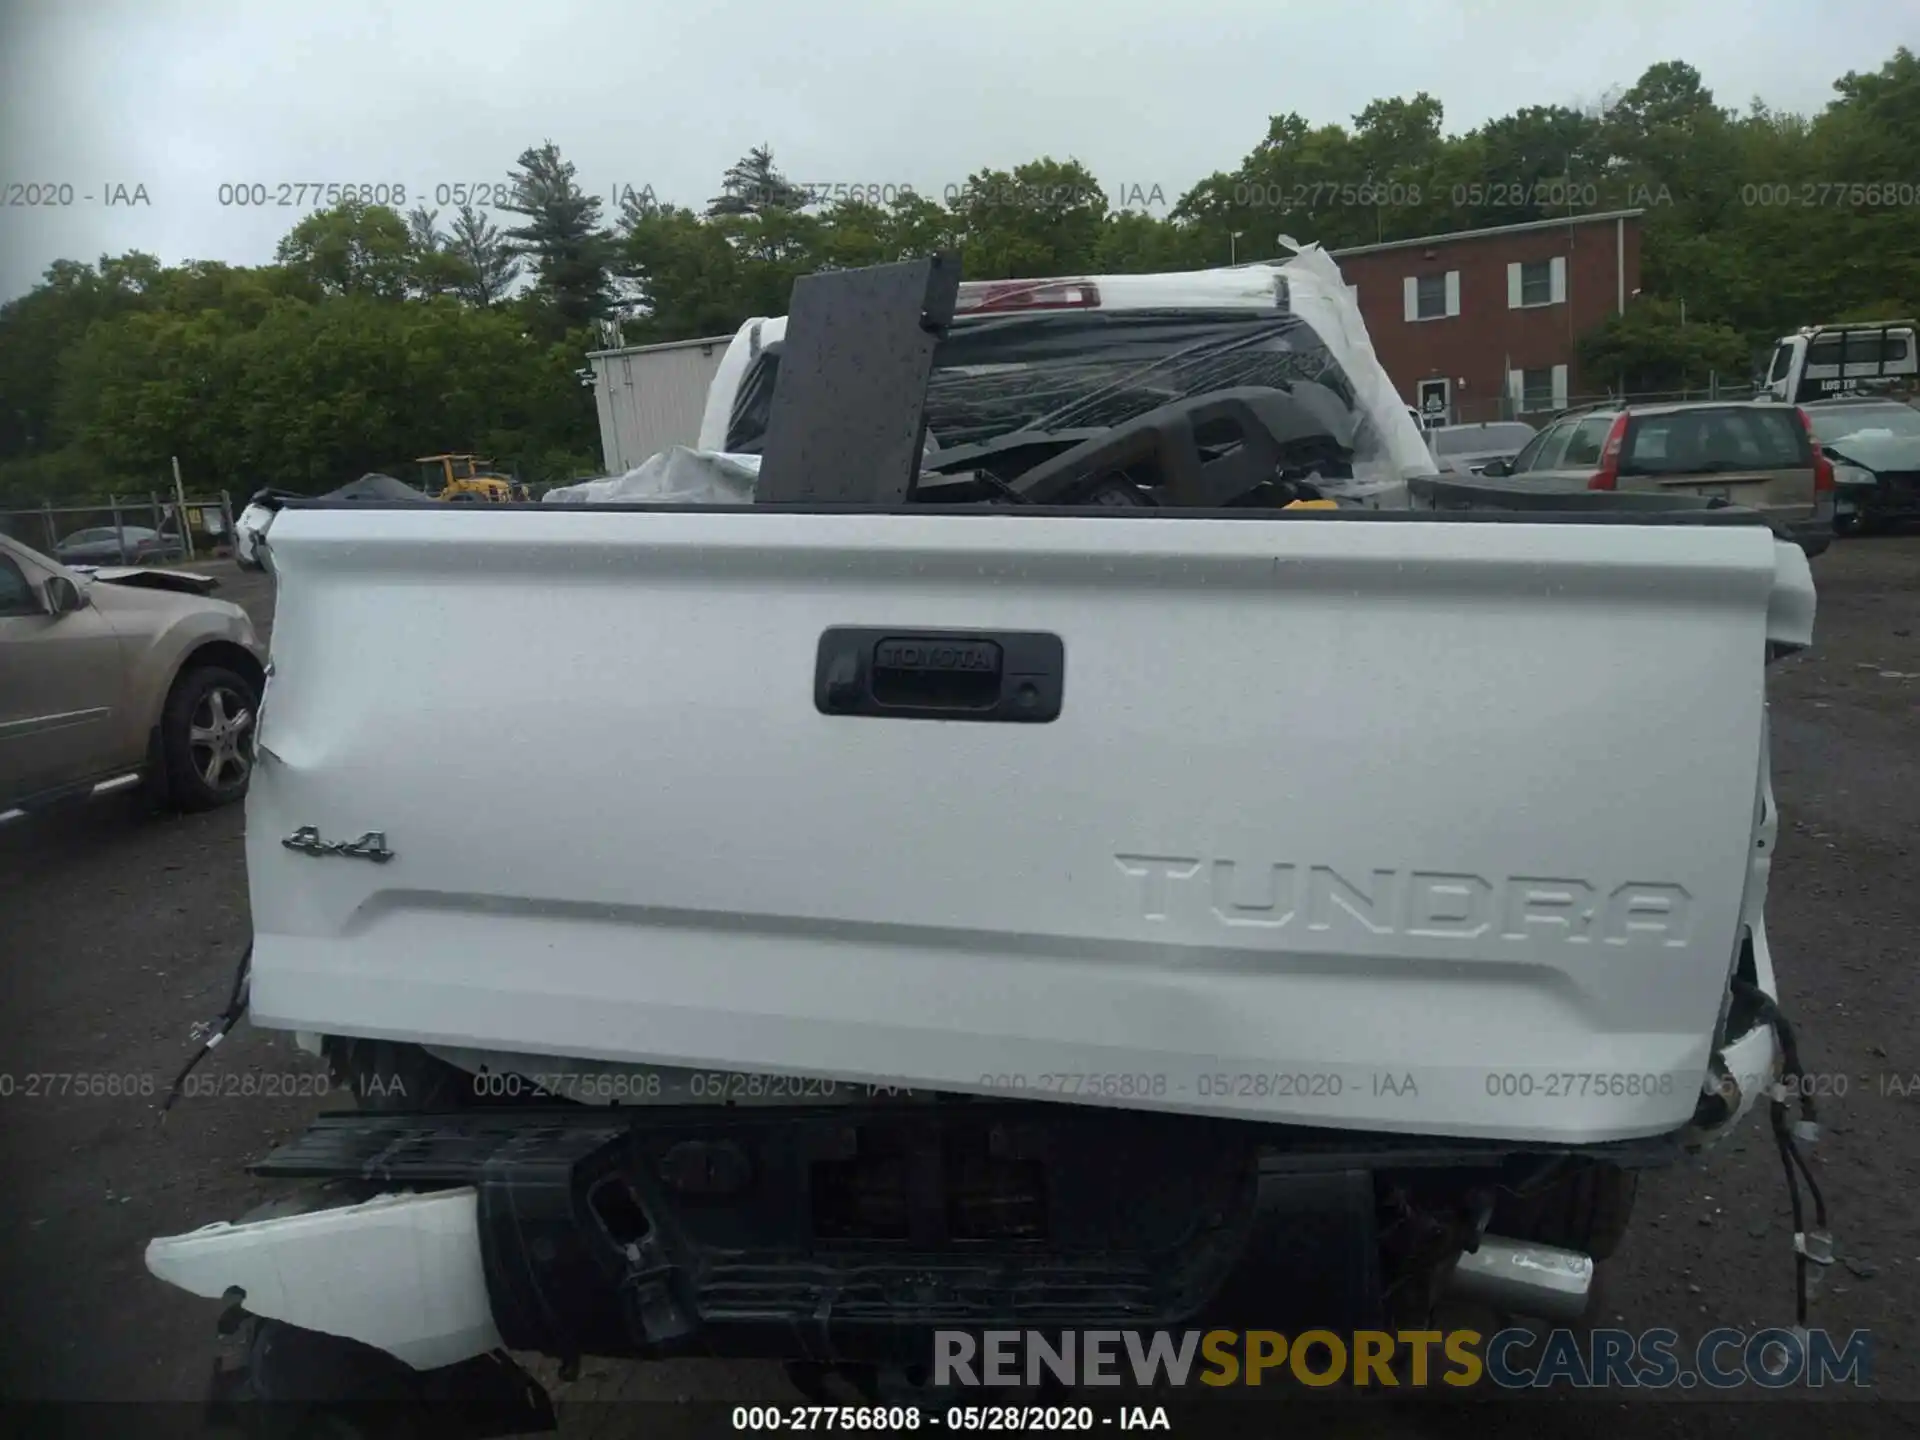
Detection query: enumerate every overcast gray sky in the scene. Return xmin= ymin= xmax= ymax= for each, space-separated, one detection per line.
xmin=0 ymin=0 xmax=1910 ymax=300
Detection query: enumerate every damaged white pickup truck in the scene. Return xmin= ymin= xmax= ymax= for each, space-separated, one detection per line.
xmin=147 ymin=254 xmax=1829 ymax=1426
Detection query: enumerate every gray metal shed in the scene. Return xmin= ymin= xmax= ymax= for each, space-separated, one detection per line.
xmin=588 ymin=334 xmax=732 ymax=473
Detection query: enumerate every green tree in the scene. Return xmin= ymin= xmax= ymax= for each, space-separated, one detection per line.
xmin=1793 ymin=47 xmax=1920 ymax=327
xmin=58 ymin=304 xmax=249 ymax=483
xmin=1175 ymin=112 xmax=1370 ymax=261
xmin=151 ymin=259 xmax=312 ymax=318
xmin=1091 ymin=211 xmax=1211 ymax=273
xmin=1347 ymin=93 xmax=1448 ymax=236
xmin=273 ymin=201 xmax=415 ymax=300
xmin=404 ymin=207 xmax=475 ymax=299
xmin=716 ymin=205 xmax=822 ymax=270
xmin=502 ymin=141 xmax=617 ymax=338
xmin=707 ymin=145 xmax=808 ymax=217
xmin=807 ymin=198 xmax=893 ymax=271
xmin=0 ymin=255 xmax=157 ymax=461
xmin=619 ymin=204 xmax=753 ymax=340
xmin=447 ymin=204 xmax=522 ymax=307
xmin=878 ymin=191 xmax=957 ymax=260
xmin=1576 ymin=297 xmax=1751 ymax=392
xmin=1465 ymin=104 xmax=1610 ymax=224
xmin=53 ymin=280 xmax=599 ymax=495
xmin=947 ymin=158 xmax=1107 ymax=278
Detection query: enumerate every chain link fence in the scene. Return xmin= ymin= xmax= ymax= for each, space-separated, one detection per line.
xmin=0 ymin=493 xmax=236 ymax=565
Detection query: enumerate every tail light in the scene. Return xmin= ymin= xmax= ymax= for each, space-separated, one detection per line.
xmin=1587 ymin=412 xmax=1631 ymax=490
xmin=954 ymin=279 xmax=1101 ymax=314
xmin=1796 ymin=407 xmax=1835 ymax=493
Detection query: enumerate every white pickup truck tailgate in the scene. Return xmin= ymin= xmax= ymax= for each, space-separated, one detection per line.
xmin=249 ymin=507 xmax=1811 ymax=1141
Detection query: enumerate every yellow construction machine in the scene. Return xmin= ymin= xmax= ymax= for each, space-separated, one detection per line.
xmin=416 ymin=454 xmax=528 ymax=503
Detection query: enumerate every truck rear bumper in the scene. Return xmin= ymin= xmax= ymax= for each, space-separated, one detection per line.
xmin=146 ymin=1188 xmax=502 ymax=1370
xmin=148 ymin=1103 xmax=1685 ymax=1373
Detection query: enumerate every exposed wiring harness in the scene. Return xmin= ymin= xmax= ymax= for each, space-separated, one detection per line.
xmin=1731 ymin=978 xmax=1831 ymax=1329
xmin=161 ymin=940 xmax=252 ymax=1116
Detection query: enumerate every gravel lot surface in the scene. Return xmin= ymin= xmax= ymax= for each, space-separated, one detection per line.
xmin=2 ymin=538 xmax=1915 ymax=1436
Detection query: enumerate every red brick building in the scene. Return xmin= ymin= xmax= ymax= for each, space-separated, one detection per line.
xmin=1331 ymin=210 xmax=1643 ymax=425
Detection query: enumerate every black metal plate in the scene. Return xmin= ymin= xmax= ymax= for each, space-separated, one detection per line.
xmin=755 ymin=256 xmax=962 ymax=506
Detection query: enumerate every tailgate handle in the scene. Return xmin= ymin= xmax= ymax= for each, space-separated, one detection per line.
xmin=815 ymin=628 xmax=1064 ymax=722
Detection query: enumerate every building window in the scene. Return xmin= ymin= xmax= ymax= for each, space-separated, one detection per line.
xmin=1511 ymin=365 xmax=1569 ymax=414
xmin=1520 ymin=261 xmax=1552 ymax=306
xmin=1403 ymin=271 xmax=1459 ymax=322
xmin=1416 ymin=273 xmax=1447 ymax=319
xmin=1507 ymin=257 xmax=1567 ymax=309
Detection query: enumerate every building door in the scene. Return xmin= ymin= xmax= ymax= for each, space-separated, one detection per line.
xmin=1416 ymin=377 xmax=1451 ymax=428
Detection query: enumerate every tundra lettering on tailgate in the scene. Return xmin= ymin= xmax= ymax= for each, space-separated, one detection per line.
xmin=1114 ymin=854 xmax=1691 ymax=947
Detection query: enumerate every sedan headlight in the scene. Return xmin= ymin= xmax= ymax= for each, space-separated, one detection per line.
xmin=1831 ymin=463 xmax=1878 ymax=488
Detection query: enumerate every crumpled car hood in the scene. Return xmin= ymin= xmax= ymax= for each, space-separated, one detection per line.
xmin=71 ymin=565 xmax=220 ymax=596
xmin=1822 ymin=432 xmax=1920 ymax=474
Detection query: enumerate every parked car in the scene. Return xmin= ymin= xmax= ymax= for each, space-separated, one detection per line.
xmin=0 ymin=533 xmax=265 ymax=817
xmin=1803 ymin=396 xmax=1920 ymax=534
xmin=1427 ymin=420 xmax=1537 ymax=476
xmin=1477 ymin=400 xmax=1833 ymax=555
xmin=54 ymin=524 xmax=186 ymax=565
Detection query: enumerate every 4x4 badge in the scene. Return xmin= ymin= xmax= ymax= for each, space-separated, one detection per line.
xmin=282 ymin=827 xmax=395 ymax=863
